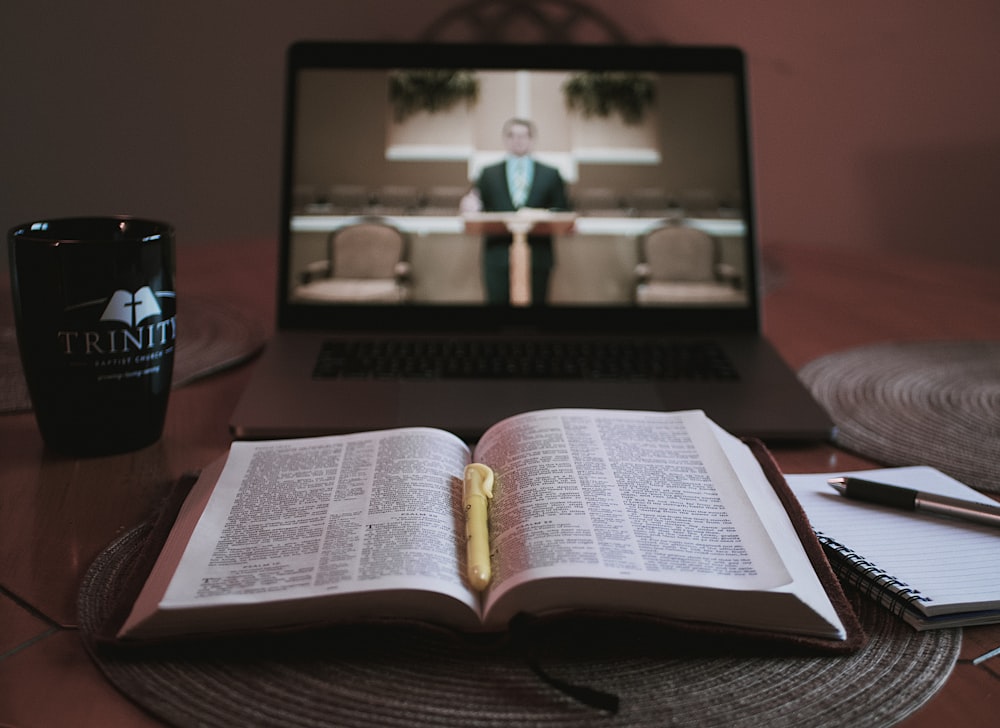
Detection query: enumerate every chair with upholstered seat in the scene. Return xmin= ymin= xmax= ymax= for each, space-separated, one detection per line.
xmin=295 ymin=218 xmax=412 ymax=303
xmin=633 ymin=221 xmax=744 ymax=306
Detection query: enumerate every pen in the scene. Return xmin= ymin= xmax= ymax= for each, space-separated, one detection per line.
xmin=828 ymin=476 xmax=1000 ymax=529
xmin=463 ymin=463 xmax=495 ymax=590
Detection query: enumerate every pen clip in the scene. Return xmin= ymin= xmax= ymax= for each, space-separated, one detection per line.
xmin=464 ymin=463 xmax=494 ymax=500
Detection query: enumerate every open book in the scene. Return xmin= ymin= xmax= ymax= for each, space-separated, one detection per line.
xmin=118 ymin=409 xmax=857 ymax=647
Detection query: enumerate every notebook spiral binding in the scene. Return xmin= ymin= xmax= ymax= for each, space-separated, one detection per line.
xmin=814 ymin=531 xmax=932 ymax=618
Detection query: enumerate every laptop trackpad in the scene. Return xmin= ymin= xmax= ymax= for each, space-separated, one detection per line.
xmin=398 ymin=380 xmax=661 ymax=438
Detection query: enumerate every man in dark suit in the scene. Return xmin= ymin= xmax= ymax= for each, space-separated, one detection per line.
xmin=463 ymin=118 xmax=570 ymax=305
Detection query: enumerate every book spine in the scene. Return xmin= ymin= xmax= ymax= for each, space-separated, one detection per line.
xmin=814 ymin=531 xmax=932 ymax=618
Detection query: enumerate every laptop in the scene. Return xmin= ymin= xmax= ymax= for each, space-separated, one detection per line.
xmin=230 ymin=41 xmax=833 ymax=442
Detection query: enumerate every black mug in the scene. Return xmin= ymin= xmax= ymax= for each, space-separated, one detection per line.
xmin=8 ymin=217 xmax=176 ymax=456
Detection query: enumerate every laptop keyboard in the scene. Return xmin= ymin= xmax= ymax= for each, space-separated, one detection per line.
xmin=313 ymin=338 xmax=739 ymax=381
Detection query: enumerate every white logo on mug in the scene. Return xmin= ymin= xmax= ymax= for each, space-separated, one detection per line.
xmin=100 ymin=286 xmax=163 ymax=327
xmin=57 ymin=287 xmax=177 ymax=356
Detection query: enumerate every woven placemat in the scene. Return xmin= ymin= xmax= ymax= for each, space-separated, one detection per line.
xmin=78 ymin=524 xmax=960 ymax=728
xmin=0 ymin=295 xmax=266 ymax=413
xmin=799 ymin=341 xmax=1000 ymax=494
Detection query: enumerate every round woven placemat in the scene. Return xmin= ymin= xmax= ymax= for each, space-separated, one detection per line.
xmin=0 ymin=296 xmax=266 ymax=413
xmin=799 ymin=341 xmax=1000 ymax=494
xmin=79 ymin=524 xmax=960 ymax=728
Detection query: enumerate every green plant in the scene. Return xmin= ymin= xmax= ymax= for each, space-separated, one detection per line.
xmin=388 ymin=70 xmax=480 ymax=122
xmin=563 ymin=72 xmax=656 ymax=124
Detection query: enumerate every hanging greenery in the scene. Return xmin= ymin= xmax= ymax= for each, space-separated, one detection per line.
xmin=563 ymin=72 xmax=656 ymax=124
xmin=388 ymin=70 xmax=480 ymax=122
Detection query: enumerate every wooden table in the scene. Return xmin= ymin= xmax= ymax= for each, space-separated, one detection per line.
xmin=2 ymin=238 xmax=998 ymax=727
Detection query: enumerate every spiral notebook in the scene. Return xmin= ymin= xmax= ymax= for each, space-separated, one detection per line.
xmin=786 ymin=466 xmax=1000 ymax=631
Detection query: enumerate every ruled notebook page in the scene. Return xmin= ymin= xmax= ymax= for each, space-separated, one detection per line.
xmin=786 ymin=466 xmax=1000 ymax=615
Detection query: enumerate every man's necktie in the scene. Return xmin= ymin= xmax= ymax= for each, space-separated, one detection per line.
xmin=511 ymin=159 xmax=529 ymax=208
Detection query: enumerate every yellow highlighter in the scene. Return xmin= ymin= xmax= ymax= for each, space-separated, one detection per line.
xmin=463 ymin=463 xmax=494 ymax=591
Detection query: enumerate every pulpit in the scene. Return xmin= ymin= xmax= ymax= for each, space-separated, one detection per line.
xmin=463 ymin=210 xmax=577 ymax=305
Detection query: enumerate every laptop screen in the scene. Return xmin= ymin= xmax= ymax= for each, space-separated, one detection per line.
xmin=278 ymin=42 xmax=759 ymax=334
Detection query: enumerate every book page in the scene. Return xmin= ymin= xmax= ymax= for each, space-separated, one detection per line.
xmin=156 ymin=428 xmax=478 ymax=614
xmin=473 ymin=409 xmax=793 ymax=616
